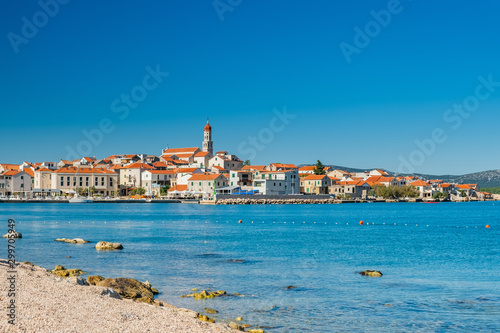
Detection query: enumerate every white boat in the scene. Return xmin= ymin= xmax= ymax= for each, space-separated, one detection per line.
xmin=69 ymin=197 xmax=94 ymax=203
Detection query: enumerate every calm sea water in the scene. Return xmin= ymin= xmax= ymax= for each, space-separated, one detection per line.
xmin=1 ymin=202 xmax=499 ymax=332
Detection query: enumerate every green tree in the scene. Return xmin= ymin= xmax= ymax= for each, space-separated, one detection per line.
xmin=160 ymin=185 xmax=171 ymax=196
xmin=313 ymin=160 xmax=326 ymax=175
xmin=460 ymin=190 xmax=467 ymax=197
xmin=243 ymin=159 xmax=251 ymax=166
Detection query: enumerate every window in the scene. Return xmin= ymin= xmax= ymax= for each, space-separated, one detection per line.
xmin=199 ymin=182 xmax=201 ymax=186
xmin=232 ymin=174 xmax=235 ymax=178
xmin=191 ymin=182 xmax=193 ymax=186
xmin=110 ymin=178 xmax=113 ymax=186
xmin=20 ymin=183 xmax=24 ymax=188
xmin=21 ymin=176 xmax=24 ymax=180
xmin=231 ymin=182 xmax=233 ymax=186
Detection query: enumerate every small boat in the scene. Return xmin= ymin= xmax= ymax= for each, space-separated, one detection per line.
xmin=69 ymin=196 xmax=94 ymax=203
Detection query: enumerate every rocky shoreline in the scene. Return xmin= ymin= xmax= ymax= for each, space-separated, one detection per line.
xmin=0 ymin=260 xmax=241 ymax=332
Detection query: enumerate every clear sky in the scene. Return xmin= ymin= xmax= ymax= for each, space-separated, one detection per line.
xmin=1 ymin=0 xmax=499 ymax=175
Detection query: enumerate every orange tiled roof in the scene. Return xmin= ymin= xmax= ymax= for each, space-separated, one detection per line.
xmin=410 ymin=180 xmax=429 ymax=186
xmin=153 ymin=162 xmax=168 ymax=168
xmin=456 ymin=184 xmax=473 ymax=189
xmin=195 ymin=151 xmax=210 ymax=157
xmin=122 ymin=163 xmax=153 ymax=169
xmin=23 ymin=169 xmax=34 ymax=177
xmin=163 ymin=147 xmax=199 ymax=154
xmin=54 ymin=167 xmax=116 ymax=174
xmin=2 ymin=170 xmax=21 ymax=176
xmin=439 ymin=183 xmax=452 ymax=188
xmin=304 ymin=175 xmax=328 ymax=180
xmin=0 ymin=164 xmax=20 ymax=171
xmin=242 ymin=165 xmax=266 ymax=171
xmin=174 ymin=168 xmax=199 ymax=174
xmin=36 ymin=168 xmax=52 ymax=172
xmin=212 ymin=166 xmax=225 ymax=170
xmin=168 ymin=184 xmax=188 ymax=192
xmin=147 ymin=170 xmax=175 ymax=175
xmin=299 ymin=166 xmax=315 ymax=171
xmin=189 ymin=174 xmax=221 ymax=181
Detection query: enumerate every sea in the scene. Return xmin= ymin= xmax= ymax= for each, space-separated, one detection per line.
xmin=1 ymin=202 xmax=499 ymax=332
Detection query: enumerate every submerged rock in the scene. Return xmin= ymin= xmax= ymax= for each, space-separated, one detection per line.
xmin=3 ymin=231 xmax=22 ymax=238
xmin=183 ymin=289 xmax=229 ymax=299
xmin=55 ymin=238 xmax=90 ymax=244
xmin=204 ymin=307 xmax=218 ymax=314
xmin=285 ymin=285 xmax=297 ymax=289
xmin=95 ymin=241 xmax=123 ymax=250
xmin=359 ymin=270 xmax=383 ymax=277
xmin=95 ymin=277 xmax=157 ymax=304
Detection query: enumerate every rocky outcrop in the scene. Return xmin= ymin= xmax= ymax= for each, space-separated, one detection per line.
xmin=204 ymin=308 xmax=218 ymax=314
xmin=181 ymin=290 xmax=229 ymax=299
xmin=198 ymin=314 xmax=215 ymax=323
xmin=359 ymin=270 xmax=383 ymax=277
xmin=55 ymin=238 xmax=90 ymax=244
xmin=230 ymin=322 xmax=245 ymax=331
xmin=95 ymin=241 xmax=123 ymax=250
xmin=217 ymin=198 xmax=340 ymax=205
xmin=94 ymin=278 xmax=157 ymax=304
xmin=3 ymin=231 xmax=22 ymax=238
xmin=87 ymin=275 xmax=105 ymax=285
xmin=52 ymin=265 xmax=84 ymax=277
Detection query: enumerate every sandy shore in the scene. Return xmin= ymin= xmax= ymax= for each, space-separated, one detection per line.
xmin=0 ymin=260 xmax=237 ymax=332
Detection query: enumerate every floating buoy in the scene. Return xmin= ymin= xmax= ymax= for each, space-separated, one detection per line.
xmin=359 ymin=220 xmax=363 ymax=225
xmin=486 ymin=225 xmax=490 ymax=228
xmin=238 ymin=220 xmax=242 ymax=223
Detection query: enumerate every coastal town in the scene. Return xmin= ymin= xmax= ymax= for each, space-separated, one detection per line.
xmin=0 ymin=120 xmax=497 ymax=203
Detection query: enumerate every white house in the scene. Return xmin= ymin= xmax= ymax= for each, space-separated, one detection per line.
xmin=252 ymin=170 xmax=300 ymax=195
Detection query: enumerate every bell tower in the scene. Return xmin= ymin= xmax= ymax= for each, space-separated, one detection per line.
xmin=202 ymin=118 xmax=213 ymax=155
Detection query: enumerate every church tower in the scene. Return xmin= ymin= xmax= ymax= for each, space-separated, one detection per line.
xmin=202 ymin=119 xmax=213 ymax=155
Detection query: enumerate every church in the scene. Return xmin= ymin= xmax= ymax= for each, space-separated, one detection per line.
xmin=160 ymin=120 xmax=214 ymax=168
xmin=160 ymin=120 xmax=243 ymax=171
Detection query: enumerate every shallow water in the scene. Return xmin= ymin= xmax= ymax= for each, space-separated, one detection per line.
xmin=1 ymin=202 xmax=499 ymax=332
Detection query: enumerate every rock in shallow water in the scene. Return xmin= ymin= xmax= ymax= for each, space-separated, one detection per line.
xmin=95 ymin=241 xmax=123 ymax=250
xmin=3 ymin=231 xmax=22 ymax=238
xmin=359 ymin=270 xmax=383 ymax=277
xmin=55 ymin=238 xmax=90 ymax=244
xmin=87 ymin=275 xmax=105 ymax=285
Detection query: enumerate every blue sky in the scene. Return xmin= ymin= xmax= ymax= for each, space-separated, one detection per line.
xmin=1 ymin=0 xmax=499 ymax=174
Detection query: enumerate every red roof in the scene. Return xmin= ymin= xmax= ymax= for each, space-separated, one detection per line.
xmin=2 ymin=170 xmax=21 ymax=176
xmin=189 ymin=174 xmax=222 ymax=181
xmin=242 ymin=165 xmax=266 ymax=171
xmin=122 ymin=163 xmax=153 ymax=169
xmin=410 ymin=180 xmax=429 ymax=186
xmin=195 ymin=151 xmax=210 ymax=157
xmin=147 ymin=170 xmax=175 ymax=175
xmin=168 ymin=184 xmax=188 ymax=192
xmin=54 ymin=167 xmax=116 ymax=174
xmin=304 ymin=175 xmax=328 ymax=181
xmin=204 ymin=121 xmax=212 ymax=131
xmin=163 ymin=147 xmax=199 ymax=154
xmin=23 ymin=169 xmax=34 ymax=177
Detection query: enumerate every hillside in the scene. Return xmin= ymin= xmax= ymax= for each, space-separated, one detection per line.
xmin=298 ymin=164 xmax=500 ymax=188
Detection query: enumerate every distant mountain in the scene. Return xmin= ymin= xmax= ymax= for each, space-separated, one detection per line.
xmin=298 ymin=164 xmax=500 ymax=188
xmin=409 ymin=170 xmax=500 ymax=188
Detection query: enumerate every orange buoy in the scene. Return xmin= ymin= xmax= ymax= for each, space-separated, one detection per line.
xmin=238 ymin=220 xmax=243 ymax=224
xmin=485 ymin=225 xmax=490 ymax=228
xmin=359 ymin=220 xmax=363 ymax=225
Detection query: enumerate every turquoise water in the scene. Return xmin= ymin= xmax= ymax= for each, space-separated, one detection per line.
xmin=1 ymin=202 xmax=499 ymax=332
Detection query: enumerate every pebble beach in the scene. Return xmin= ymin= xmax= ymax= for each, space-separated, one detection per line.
xmin=0 ymin=260 xmax=237 ymax=333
